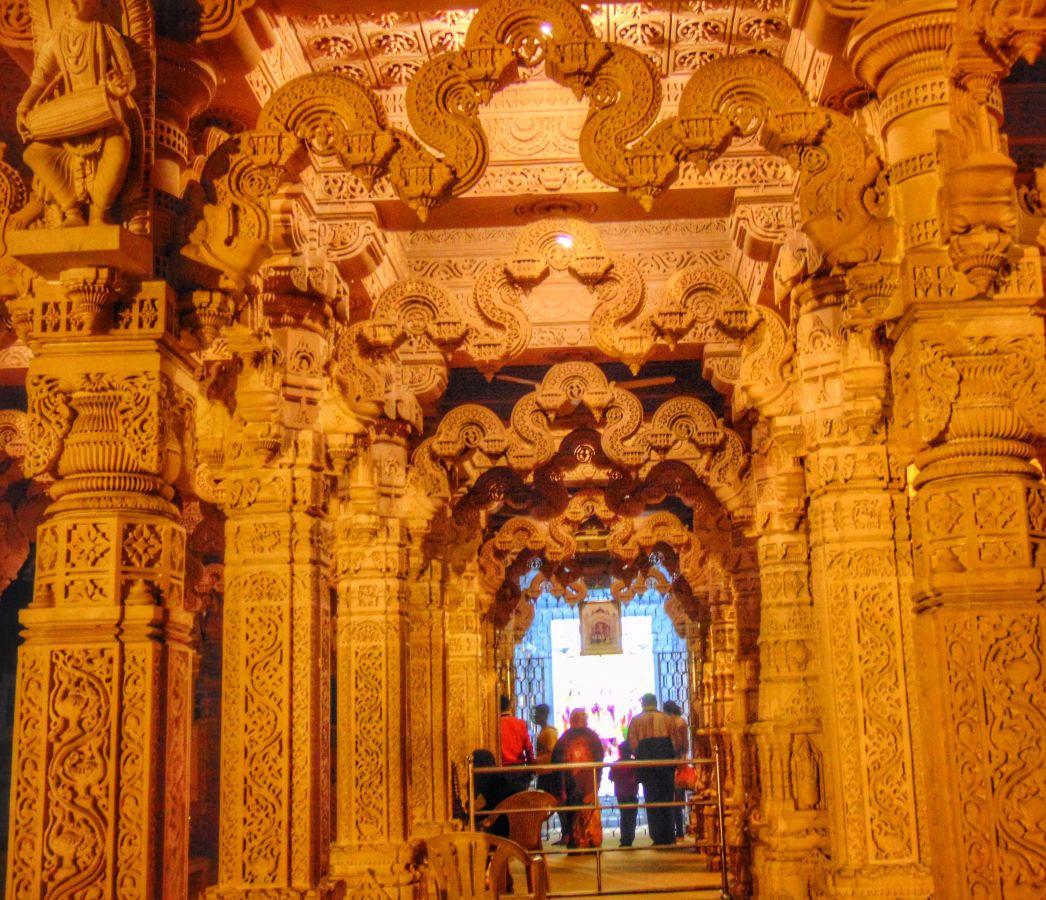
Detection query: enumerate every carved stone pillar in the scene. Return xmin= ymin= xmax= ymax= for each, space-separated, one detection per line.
xmin=330 ymin=423 xmax=421 ymax=898
xmin=850 ymin=6 xmax=1046 ymax=894
xmin=749 ymin=418 xmax=829 ymax=898
xmin=796 ymin=277 xmax=932 ymax=897
xmin=445 ymin=561 xmax=490 ymax=781
xmin=5 ymin=274 xmax=195 ymax=899
xmin=209 ymin=300 xmax=333 ymax=897
xmin=405 ymin=531 xmax=450 ymax=837
xmin=494 ymin=622 xmax=518 ymax=711
xmin=895 ymin=317 xmax=1046 ymax=898
xmin=696 ymin=567 xmax=750 ymax=887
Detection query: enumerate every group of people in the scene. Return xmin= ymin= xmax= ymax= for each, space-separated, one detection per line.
xmin=473 ymin=693 xmax=690 ymax=849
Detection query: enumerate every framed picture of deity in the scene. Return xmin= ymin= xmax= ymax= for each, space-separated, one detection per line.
xmin=580 ymin=600 xmax=622 ymax=655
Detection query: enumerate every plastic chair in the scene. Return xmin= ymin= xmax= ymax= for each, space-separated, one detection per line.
xmin=484 ymin=790 xmax=557 ymax=852
xmin=424 ymin=832 xmax=548 ymax=899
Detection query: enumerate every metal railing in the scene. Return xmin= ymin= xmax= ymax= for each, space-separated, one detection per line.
xmin=467 ymin=752 xmax=729 ymax=899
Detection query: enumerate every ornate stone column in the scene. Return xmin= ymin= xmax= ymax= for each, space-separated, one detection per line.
xmin=795 ymin=276 xmax=932 ymax=897
xmin=694 ymin=563 xmax=751 ymax=890
xmin=445 ymin=559 xmax=491 ymax=782
xmin=5 ymin=270 xmax=195 ymax=898
xmin=330 ymin=422 xmax=421 ymax=897
xmin=209 ymin=278 xmax=333 ymax=897
xmin=494 ymin=620 xmax=519 ymax=711
xmin=749 ymin=417 xmax=829 ymax=898
xmin=405 ymin=526 xmax=451 ymax=837
xmin=849 ymin=4 xmax=1046 ymax=894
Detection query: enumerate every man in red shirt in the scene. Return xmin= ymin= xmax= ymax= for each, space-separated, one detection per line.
xmin=499 ymin=695 xmax=534 ymax=793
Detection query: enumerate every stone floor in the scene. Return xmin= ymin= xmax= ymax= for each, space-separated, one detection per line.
xmin=541 ymin=831 xmax=726 ymax=899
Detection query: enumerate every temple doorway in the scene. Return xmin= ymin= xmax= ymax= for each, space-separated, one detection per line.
xmin=512 ymin=588 xmax=693 ymax=843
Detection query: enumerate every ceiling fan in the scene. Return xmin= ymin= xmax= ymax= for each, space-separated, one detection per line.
xmin=494 ymin=374 xmax=676 ymax=390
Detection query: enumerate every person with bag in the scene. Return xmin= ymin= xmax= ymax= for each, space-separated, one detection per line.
xmin=664 ymin=700 xmax=690 ymax=840
xmin=627 ymin=693 xmax=677 ymax=846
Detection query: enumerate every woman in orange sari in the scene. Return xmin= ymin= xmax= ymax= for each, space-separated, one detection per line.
xmin=551 ymin=708 xmax=606 ymax=849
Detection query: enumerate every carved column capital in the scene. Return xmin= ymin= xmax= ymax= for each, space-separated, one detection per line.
xmin=848 ymin=0 xmax=955 ymax=114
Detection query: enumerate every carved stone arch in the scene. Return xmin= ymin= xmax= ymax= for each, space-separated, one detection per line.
xmin=507 ymin=362 xmax=645 ymax=471
xmin=404 ymin=0 xmax=660 ymax=206
xmin=186 ymin=72 xmax=448 ymax=285
xmin=630 ymin=510 xmax=692 ymax=557
xmin=652 ymin=264 xmax=751 ymax=349
xmin=509 ymin=218 xmax=611 ymax=285
xmin=423 ymin=404 xmax=511 ymax=501
xmin=430 ymin=403 xmax=511 ymax=464
xmin=359 ymin=279 xmax=468 ymax=410
xmin=641 ymin=395 xmax=753 ymax=521
xmin=626 ymin=54 xmax=896 ymax=268
xmin=479 ymin=516 xmax=550 ymax=593
xmin=465 ymin=0 xmax=595 ymax=55
xmin=736 ymin=305 xmax=795 ymax=417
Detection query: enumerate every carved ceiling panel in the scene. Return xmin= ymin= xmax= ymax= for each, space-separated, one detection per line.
xmin=286 ymin=2 xmax=793 ymax=92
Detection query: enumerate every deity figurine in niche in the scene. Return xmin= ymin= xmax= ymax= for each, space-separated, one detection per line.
xmin=16 ymin=0 xmax=141 ymax=227
xmin=580 ymin=600 xmax=622 ymax=656
xmin=789 ymin=734 xmax=822 ymax=811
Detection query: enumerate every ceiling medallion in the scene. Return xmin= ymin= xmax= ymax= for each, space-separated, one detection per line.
xmin=513 ymin=198 xmax=598 ymax=220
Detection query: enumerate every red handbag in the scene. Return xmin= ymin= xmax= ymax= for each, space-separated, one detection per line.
xmin=674 ymin=764 xmax=697 ymax=791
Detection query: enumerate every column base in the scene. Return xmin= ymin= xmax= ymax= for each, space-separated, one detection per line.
xmin=814 ymin=863 xmax=933 ymax=899
xmin=751 ymin=807 xmax=828 ymax=899
xmin=329 ymin=843 xmax=424 ymax=900
xmin=204 ymin=882 xmax=340 ymax=899
xmin=752 ymin=849 xmax=827 ymax=900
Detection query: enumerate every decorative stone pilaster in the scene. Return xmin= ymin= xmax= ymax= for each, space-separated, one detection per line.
xmin=405 ymin=527 xmax=451 ymax=837
xmin=330 ymin=423 xmax=423 ymax=898
xmin=494 ymin=620 xmax=519 ymax=710
xmin=445 ymin=560 xmax=491 ymax=781
xmin=749 ymin=418 xmax=829 ymax=899
xmin=6 ymin=272 xmax=195 ymax=899
xmin=891 ymin=298 xmax=1046 ymax=898
xmin=208 ymin=297 xmax=334 ymax=898
xmin=796 ymin=277 xmax=933 ymax=897
xmin=695 ymin=564 xmax=751 ymax=891
xmin=852 ymin=5 xmax=1046 ymax=894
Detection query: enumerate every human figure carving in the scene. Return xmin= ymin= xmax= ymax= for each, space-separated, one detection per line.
xmin=16 ymin=0 xmax=136 ymax=227
xmin=790 ymin=735 xmax=821 ymax=811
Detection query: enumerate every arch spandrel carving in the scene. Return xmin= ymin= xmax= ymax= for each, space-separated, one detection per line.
xmin=624 ymin=55 xmax=896 ymax=270
xmin=404 ymin=0 xmax=662 ymax=209
xmin=360 ymin=278 xmax=468 ymax=411
xmin=186 ymin=71 xmax=453 ymax=286
xmin=506 ymin=362 xmax=646 ymax=471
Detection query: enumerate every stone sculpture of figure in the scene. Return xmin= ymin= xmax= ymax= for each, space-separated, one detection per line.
xmin=790 ymin=735 xmax=821 ymax=812
xmin=15 ymin=0 xmax=137 ymax=227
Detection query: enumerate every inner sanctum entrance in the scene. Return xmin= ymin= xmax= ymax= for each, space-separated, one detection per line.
xmin=512 ymin=587 xmax=693 ymax=845
xmin=514 ymin=590 xmax=690 ymax=763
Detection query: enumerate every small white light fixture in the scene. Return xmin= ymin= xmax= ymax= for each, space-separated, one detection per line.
xmin=555 ymin=233 xmax=574 ymax=249
xmin=540 ymin=21 xmax=554 ymax=36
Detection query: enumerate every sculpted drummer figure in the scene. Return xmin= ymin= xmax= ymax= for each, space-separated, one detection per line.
xmin=15 ymin=0 xmax=137 ymax=227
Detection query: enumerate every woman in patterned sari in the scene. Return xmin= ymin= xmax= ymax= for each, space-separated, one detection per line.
xmin=551 ymin=708 xmax=606 ymax=849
